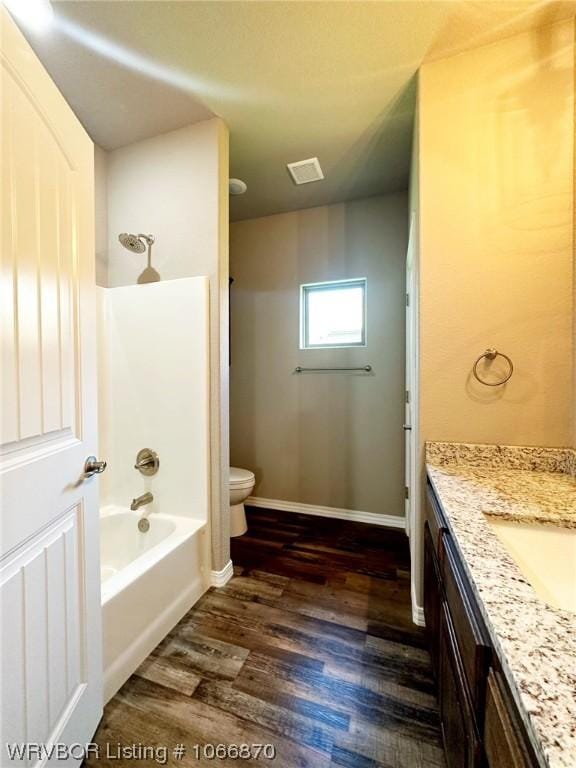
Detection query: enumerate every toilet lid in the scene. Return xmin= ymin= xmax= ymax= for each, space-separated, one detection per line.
xmin=230 ymin=467 xmax=255 ymax=487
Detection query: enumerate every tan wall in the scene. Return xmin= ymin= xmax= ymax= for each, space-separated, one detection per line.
xmin=419 ymin=19 xmax=574 ymax=449
xmin=97 ymin=119 xmax=231 ymax=571
xmin=230 ymin=194 xmax=408 ymax=518
xmin=573 ymin=18 xmax=576 ymax=448
xmin=410 ymin=19 xmax=575 ymax=611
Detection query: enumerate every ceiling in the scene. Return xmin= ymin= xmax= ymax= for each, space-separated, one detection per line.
xmin=17 ymin=0 xmax=576 ymax=221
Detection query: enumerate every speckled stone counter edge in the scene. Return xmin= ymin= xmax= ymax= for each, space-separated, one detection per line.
xmin=426 ymin=441 xmax=575 ymax=476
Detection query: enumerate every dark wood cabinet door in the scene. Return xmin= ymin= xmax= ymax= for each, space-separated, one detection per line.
xmin=439 ymin=604 xmax=482 ymax=768
xmin=442 ymin=536 xmax=491 ymax=721
xmin=424 ymin=521 xmax=441 ymax=680
xmin=484 ymin=670 xmax=538 ymax=768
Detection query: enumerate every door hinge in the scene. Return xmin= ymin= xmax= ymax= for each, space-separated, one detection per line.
xmin=406 ymin=293 xmax=410 ymax=307
xmin=405 ymin=390 xmax=410 ymax=404
xmin=405 ymin=486 xmax=410 ymax=499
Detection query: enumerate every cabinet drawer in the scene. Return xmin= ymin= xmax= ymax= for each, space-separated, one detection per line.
xmin=439 ymin=604 xmax=483 ymax=768
xmin=426 ymin=484 xmax=448 ymax=557
xmin=442 ymin=536 xmax=490 ymax=720
xmin=485 ymin=669 xmax=538 ymax=768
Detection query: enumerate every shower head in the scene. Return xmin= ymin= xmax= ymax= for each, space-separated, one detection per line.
xmin=118 ymin=232 xmax=155 ymax=254
xmin=118 ymin=233 xmax=145 ymax=253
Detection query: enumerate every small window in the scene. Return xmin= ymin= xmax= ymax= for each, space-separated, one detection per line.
xmin=300 ymin=278 xmax=367 ymax=349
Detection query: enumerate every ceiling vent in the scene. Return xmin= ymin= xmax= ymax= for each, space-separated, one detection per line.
xmin=287 ymin=157 xmax=324 ymax=185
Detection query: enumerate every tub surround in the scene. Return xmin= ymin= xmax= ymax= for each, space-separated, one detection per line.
xmin=426 ymin=441 xmax=576 ymax=768
xmin=97 ymin=277 xmax=211 ymax=702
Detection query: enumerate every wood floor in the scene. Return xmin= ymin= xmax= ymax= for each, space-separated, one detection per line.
xmin=88 ymin=508 xmax=445 ymax=768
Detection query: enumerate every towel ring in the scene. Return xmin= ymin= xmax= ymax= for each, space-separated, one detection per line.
xmin=473 ymin=348 xmax=513 ymax=386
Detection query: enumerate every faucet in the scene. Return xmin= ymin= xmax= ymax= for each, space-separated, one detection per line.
xmin=131 ymin=491 xmax=154 ymax=511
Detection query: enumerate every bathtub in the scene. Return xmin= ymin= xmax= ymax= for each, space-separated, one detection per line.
xmin=100 ymin=506 xmax=209 ymax=702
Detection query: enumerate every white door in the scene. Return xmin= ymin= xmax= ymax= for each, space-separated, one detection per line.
xmin=1 ymin=9 xmax=103 ymax=766
xmin=404 ymin=213 xmax=417 ymax=535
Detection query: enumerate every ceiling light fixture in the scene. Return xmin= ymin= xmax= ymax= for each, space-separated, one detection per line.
xmin=2 ymin=0 xmax=54 ymax=34
xmin=229 ymin=178 xmax=247 ymax=196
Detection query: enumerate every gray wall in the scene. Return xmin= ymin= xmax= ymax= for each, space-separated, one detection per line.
xmin=230 ymin=193 xmax=408 ymax=517
xmin=94 ymin=146 xmax=108 ymax=288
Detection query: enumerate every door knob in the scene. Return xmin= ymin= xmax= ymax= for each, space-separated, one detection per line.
xmin=84 ymin=456 xmax=107 ymax=477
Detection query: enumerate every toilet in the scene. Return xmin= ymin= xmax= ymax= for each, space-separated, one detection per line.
xmin=229 ymin=467 xmax=255 ymax=537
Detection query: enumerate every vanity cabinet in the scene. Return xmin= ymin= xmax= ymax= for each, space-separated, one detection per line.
xmin=425 ymin=481 xmax=541 ymax=768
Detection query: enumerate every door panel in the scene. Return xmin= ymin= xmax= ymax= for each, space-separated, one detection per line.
xmin=1 ymin=50 xmax=78 ymax=451
xmin=2 ymin=508 xmax=84 ymax=749
xmin=0 ymin=8 xmax=102 ymax=765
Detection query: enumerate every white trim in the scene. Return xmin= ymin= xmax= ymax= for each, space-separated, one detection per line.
xmin=411 ymin=579 xmax=425 ymax=627
xmin=247 ymin=496 xmax=405 ymax=529
xmin=412 ymin=604 xmax=425 ymax=627
xmin=210 ymin=559 xmax=234 ymax=587
xmin=406 ymin=203 xmax=423 ymax=627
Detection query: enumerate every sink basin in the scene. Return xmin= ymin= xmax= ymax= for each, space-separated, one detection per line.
xmin=485 ymin=518 xmax=576 ymax=614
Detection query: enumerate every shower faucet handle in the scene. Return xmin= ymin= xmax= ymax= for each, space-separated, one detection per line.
xmin=134 ymin=448 xmax=159 ymax=476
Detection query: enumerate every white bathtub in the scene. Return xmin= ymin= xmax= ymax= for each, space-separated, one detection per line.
xmin=100 ymin=506 xmax=209 ymax=702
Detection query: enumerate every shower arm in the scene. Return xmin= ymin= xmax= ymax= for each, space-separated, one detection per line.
xmin=138 ymin=234 xmax=154 ymax=267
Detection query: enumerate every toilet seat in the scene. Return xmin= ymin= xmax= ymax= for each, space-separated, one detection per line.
xmin=230 ymin=467 xmax=255 ymax=488
xmin=229 ymin=467 xmax=254 ymax=537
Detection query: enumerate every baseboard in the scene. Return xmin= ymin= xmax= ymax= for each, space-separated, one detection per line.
xmin=210 ymin=559 xmax=234 ymax=587
xmin=247 ymin=496 xmax=405 ymax=529
xmin=411 ymin=580 xmax=426 ymax=627
xmin=412 ymin=604 xmax=425 ymax=627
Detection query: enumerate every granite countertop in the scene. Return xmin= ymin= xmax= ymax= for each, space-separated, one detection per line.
xmin=426 ymin=441 xmax=576 ymax=768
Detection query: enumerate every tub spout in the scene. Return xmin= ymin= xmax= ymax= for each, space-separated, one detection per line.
xmin=130 ymin=491 xmax=154 ymax=511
